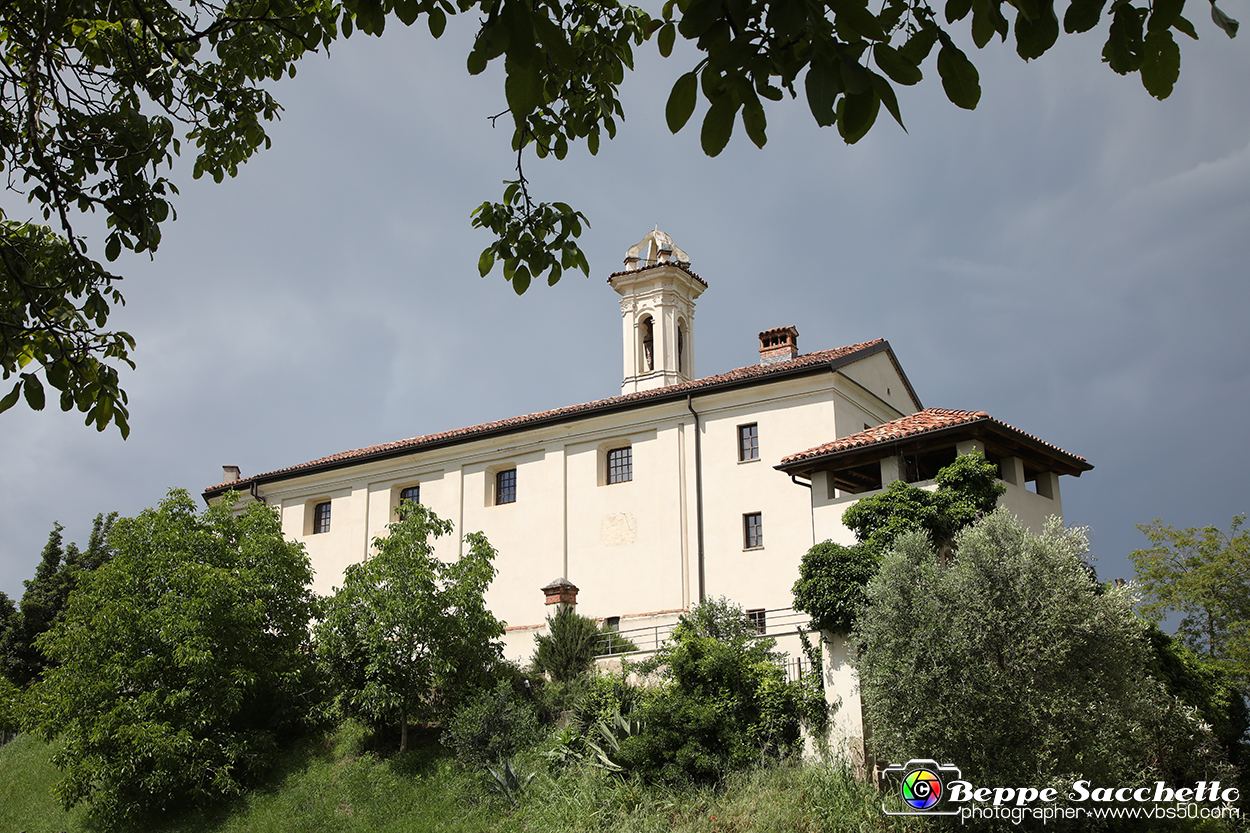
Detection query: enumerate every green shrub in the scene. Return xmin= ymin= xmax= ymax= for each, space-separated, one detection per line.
xmin=620 ymin=598 xmax=805 ymax=785
xmin=534 ymin=606 xmax=601 ymax=681
xmin=443 ymin=678 xmax=544 ymax=767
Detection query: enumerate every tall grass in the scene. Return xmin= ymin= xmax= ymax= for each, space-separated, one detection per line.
xmin=0 ymin=723 xmax=931 ymax=833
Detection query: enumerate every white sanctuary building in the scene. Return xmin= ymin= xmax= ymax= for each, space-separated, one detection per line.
xmin=204 ymin=229 xmax=1092 ymax=756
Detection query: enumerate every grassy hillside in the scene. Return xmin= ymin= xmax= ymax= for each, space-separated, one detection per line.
xmin=0 ymin=724 xmax=920 ymax=833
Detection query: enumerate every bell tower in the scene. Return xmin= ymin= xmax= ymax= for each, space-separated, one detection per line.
xmin=608 ymin=229 xmax=706 ymax=394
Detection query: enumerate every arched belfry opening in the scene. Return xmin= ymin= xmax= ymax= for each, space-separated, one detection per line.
xmin=608 ymin=229 xmax=707 ymax=394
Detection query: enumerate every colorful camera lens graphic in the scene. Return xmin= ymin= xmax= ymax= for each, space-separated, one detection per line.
xmin=900 ymin=767 xmax=944 ymax=810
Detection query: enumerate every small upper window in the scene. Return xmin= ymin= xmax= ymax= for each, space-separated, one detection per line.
xmin=744 ymin=512 xmax=763 ymax=549
xmin=738 ymin=424 xmax=759 ymax=461
xmin=747 ymin=608 xmax=767 ymax=634
xmin=607 ymin=447 xmax=633 ymax=484
xmin=397 ymin=485 xmax=420 ymax=517
xmin=496 ymin=469 xmax=517 ymax=505
xmin=313 ymin=501 xmax=331 ymax=534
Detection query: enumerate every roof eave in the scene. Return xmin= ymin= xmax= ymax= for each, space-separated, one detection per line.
xmin=203 ymin=344 xmax=884 ymax=500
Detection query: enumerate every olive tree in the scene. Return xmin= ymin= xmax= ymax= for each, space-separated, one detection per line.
xmin=856 ymin=509 xmax=1232 ymax=789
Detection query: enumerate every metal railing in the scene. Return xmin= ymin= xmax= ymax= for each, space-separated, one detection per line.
xmin=593 ymin=607 xmax=813 ymax=658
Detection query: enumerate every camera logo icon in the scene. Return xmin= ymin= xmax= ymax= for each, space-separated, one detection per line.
xmin=881 ymin=759 xmax=963 ymax=816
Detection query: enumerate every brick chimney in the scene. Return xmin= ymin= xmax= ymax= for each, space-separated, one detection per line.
xmin=541 ymin=577 xmax=579 ymax=611
xmin=222 ymin=465 xmax=241 ymax=483
xmin=758 ymin=326 xmax=799 ymax=364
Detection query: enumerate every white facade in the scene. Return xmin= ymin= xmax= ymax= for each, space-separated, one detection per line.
xmin=204 ymin=231 xmax=1092 ymax=763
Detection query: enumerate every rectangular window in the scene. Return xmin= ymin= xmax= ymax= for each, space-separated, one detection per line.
xmin=607 ymin=447 xmax=632 ymax=484
xmin=313 ymin=501 xmax=331 ymax=534
xmin=744 ymin=512 xmax=763 ymax=549
xmin=747 ymin=608 xmax=767 ymax=634
xmin=496 ymin=469 xmax=516 ymax=505
xmin=738 ymin=423 xmax=759 ymax=461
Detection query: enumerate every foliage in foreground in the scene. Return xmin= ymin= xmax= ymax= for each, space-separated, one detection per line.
xmin=316 ymin=502 xmax=505 ymax=753
xmin=1 ymin=723 xmax=934 ymax=833
xmin=3 ymin=0 xmax=1239 ymax=433
xmin=25 ymin=490 xmax=320 ymax=826
xmin=856 ymin=509 xmax=1234 ymax=792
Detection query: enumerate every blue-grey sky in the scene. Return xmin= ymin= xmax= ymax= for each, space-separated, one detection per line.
xmin=2 ymin=14 xmax=1248 ymax=601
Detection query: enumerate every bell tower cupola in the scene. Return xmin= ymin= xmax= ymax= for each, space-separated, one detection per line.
xmin=608 ymin=229 xmax=706 ymax=394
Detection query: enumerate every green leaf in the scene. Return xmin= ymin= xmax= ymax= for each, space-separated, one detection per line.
xmin=1103 ymin=5 xmax=1146 ymax=73
xmin=105 ymin=234 xmax=121 ymax=262
xmin=532 ymin=15 xmax=577 ymax=69
xmin=870 ymin=72 xmax=906 ymax=131
xmin=742 ymin=101 xmax=767 ymax=148
xmin=22 ymin=374 xmax=45 ymax=411
xmin=394 ymin=0 xmax=421 ymax=26
xmin=828 ymin=0 xmax=889 ymax=39
xmin=1211 ymin=1 xmax=1239 ymax=37
xmin=838 ymin=89 xmax=880 ymax=143
xmin=899 ymin=25 xmax=939 ymax=63
xmin=479 ymin=248 xmax=496 ymax=277
xmin=1172 ymin=14 xmax=1198 ymax=38
xmin=428 ymin=6 xmax=447 ymax=36
xmin=1147 ymin=0 xmax=1184 ymax=31
xmin=840 ymin=52 xmax=871 ymax=95
xmin=805 ymin=56 xmax=842 ymax=126
xmin=512 ymin=264 xmax=531 ymax=294
xmin=1015 ymin=0 xmax=1060 ymax=58
xmin=467 ymin=46 xmax=488 ymax=75
xmin=700 ymin=96 xmax=737 ymax=156
xmin=666 ymin=72 xmax=699 ymax=133
xmin=1141 ymin=28 xmax=1180 ymax=97
xmin=679 ymin=0 xmax=725 ymax=37
xmin=1064 ymin=0 xmax=1107 ymax=32
xmin=659 ymin=22 xmax=677 ymax=56
xmin=937 ymin=43 xmax=982 ymax=108
xmin=0 ymin=381 xmax=20 ymax=414
xmin=946 ymin=0 xmax=974 ymax=22
xmin=504 ymin=57 xmax=545 ymax=118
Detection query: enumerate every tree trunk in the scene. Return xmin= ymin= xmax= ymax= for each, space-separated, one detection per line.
xmin=400 ymin=709 xmax=408 ymax=754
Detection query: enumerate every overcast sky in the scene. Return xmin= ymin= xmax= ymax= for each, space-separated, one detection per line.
xmin=2 ymin=12 xmax=1247 ymax=604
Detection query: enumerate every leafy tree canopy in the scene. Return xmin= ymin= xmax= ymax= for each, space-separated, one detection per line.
xmin=25 ymin=490 xmax=319 ymax=826
xmin=0 ymin=512 xmax=116 ymax=687
xmin=1 ymin=0 xmax=1239 ymax=433
xmin=794 ymin=451 xmax=1004 ymax=633
xmin=857 ymin=510 xmax=1233 ymax=790
xmin=1131 ymin=514 xmax=1250 ymax=684
xmin=315 ymin=501 xmax=505 ymax=753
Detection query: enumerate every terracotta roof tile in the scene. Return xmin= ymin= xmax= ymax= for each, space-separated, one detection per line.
xmin=779 ymin=407 xmax=1090 ymax=469
xmin=207 ymin=339 xmax=887 ymax=494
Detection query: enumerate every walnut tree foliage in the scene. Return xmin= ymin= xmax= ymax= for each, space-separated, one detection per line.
xmin=314 ymin=501 xmax=506 ymax=754
xmin=0 ymin=0 xmax=1238 ymax=433
xmin=25 ymin=490 xmax=320 ymax=826
xmin=793 ymin=451 xmax=1005 ymax=633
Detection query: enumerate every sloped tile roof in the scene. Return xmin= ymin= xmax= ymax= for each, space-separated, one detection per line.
xmin=205 ymin=339 xmax=893 ymax=496
xmin=778 ymin=408 xmax=1091 ymax=473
